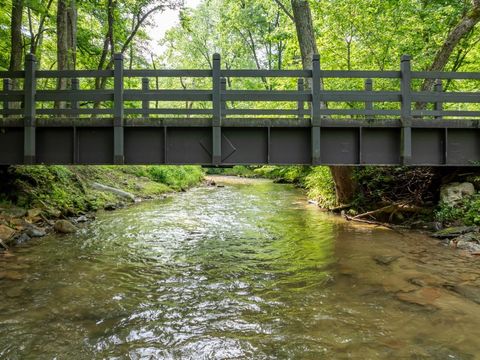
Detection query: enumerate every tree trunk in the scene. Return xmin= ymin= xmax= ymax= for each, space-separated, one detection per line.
xmin=290 ymin=0 xmax=357 ymax=205
xmin=57 ymin=0 xmax=77 ymax=108
xmin=9 ymin=0 xmax=23 ymax=91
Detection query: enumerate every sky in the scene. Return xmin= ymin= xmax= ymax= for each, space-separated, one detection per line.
xmin=149 ymin=0 xmax=202 ymax=55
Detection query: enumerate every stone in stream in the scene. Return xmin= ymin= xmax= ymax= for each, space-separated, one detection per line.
xmin=75 ymin=215 xmax=88 ymax=223
xmin=451 ymin=232 xmax=480 ymax=252
xmin=13 ymin=233 xmax=31 ymax=245
xmin=373 ymin=255 xmax=400 ymax=266
xmin=104 ymin=203 xmax=117 ymax=211
xmin=432 ymin=226 xmax=478 ymax=239
xmin=54 ymin=220 xmax=77 ymax=234
xmin=26 ymin=225 xmax=46 ymax=238
xmin=0 ymin=224 xmax=16 ymax=241
xmin=27 ymin=208 xmax=43 ymax=218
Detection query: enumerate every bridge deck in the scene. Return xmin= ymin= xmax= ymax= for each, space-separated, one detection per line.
xmin=1 ymin=53 xmax=479 ymax=166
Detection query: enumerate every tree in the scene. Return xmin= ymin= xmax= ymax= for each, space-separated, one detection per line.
xmin=291 ymin=0 xmax=357 ymax=205
xmin=9 ymin=0 xmax=23 ymax=88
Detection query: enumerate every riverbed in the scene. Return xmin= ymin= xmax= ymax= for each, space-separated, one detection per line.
xmin=0 ymin=176 xmax=479 ymax=359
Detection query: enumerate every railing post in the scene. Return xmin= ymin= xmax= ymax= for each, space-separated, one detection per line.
xmin=364 ymin=78 xmax=373 ymax=120
xmin=113 ymin=53 xmax=124 ymax=165
xmin=142 ymin=77 xmax=149 ymax=119
xmin=24 ymin=54 xmax=36 ymax=164
xmin=434 ymin=79 xmax=443 ymax=121
xmin=212 ymin=53 xmax=222 ymax=165
xmin=311 ymin=54 xmax=321 ymax=165
xmin=71 ymin=78 xmax=79 ymax=111
xmin=297 ymin=78 xmax=304 ymax=120
xmin=2 ymin=78 xmax=11 ymax=118
xmin=400 ymin=55 xmax=412 ymax=165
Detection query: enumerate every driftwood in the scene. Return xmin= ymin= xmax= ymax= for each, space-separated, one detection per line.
xmin=343 ymin=213 xmax=396 ymax=229
xmin=352 ymin=202 xmax=428 ymax=221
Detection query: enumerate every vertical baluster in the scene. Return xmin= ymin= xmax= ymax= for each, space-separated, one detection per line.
xmin=400 ymin=55 xmax=412 ymax=165
xmin=2 ymin=79 xmax=11 ymax=119
xmin=142 ymin=77 xmax=149 ymax=119
xmin=297 ymin=78 xmax=304 ymax=120
xmin=434 ymin=79 xmax=443 ymax=121
xmin=311 ymin=54 xmax=321 ymax=165
xmin=364 ymin=78 xmax=373 ymax=120
xmin=113 ymin=53 xmax=124 ymax=165
xmin=24 ymin=54 xmax=36 ymax=164
xmin=71 ymin=78 xmax=79 ymax=112
xmin=212 ymin=53 xmax=222 ymax=165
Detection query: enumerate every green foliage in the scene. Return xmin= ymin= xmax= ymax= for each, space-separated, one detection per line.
xmin=145 ymin=166 xmax=204 ymax=190
xmin=304 ymin=167 xmax=336 ymax=208
xmin=253 ymin=166 xmax=310 ymax=184
xmin=205 ymin=166 xmax=258 ymax=177
xmin=435 ymin=194 xmax=480 ymax=226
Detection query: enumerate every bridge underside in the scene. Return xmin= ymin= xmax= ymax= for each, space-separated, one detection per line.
xmin=1 ymin=118 xmax=478 ymax=166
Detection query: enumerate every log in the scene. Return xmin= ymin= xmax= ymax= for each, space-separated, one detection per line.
xmin=91 ymin=182 xmax=135 ymax=201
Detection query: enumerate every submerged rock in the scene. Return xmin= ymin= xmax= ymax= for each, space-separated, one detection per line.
xmin=444 ymin=284 xmax=480 ymax=304
xmin=54 ymin=220 xmax=77 ymax=234
xmin=440 ymin=182 xmax=475 ymax=206
xmin=373 ymin=255 xmax=401 ymax=266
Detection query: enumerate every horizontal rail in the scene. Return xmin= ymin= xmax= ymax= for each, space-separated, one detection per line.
xmin=221 ymin=70 xmax=312 ymax=78
xmin=124 ymin=69 xmax=212 ymax=78
xmin=36 ymin=90 xmax=114 ymax=102
xmin=124 ymin=89 xmax=212 ymax=101
xmin=412 ymin=92 xmax=480 ymax=103
xmin=36 ymin=70 xmax=114 ymax=78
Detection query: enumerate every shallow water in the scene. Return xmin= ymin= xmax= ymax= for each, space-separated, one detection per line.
xmin=0 ymin=176 xmax=480 ymax=359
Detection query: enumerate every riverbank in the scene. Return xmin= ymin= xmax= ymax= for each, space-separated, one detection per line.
xmin=0 ymin=165 xmax=204 ymax=250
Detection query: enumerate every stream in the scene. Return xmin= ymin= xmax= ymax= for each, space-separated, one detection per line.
xmin=0 ymin=176 xmax=479 ymax=359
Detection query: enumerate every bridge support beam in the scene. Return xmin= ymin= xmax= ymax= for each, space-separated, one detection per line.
xmin=113 ymin=53 xmax=124 ymax=165
xmin=212 ymin=53 xmax=222 ymax=165
xmin=24 ymin=54 xmax=36 ymax=164
xmin=400 ymin=55 xmax=412 ymax=166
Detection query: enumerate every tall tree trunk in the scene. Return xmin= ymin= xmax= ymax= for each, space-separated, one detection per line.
xmin=290 ymin=0 xmax=357 ymax=205
xmin=57 ymin=0 xmax=77 ymax=108
xmin=9 ymin=0 xmax=23 ymax=90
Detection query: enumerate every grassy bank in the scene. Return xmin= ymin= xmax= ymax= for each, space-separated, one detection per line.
xmin=0 ymin=165 xmax=205 ymax=216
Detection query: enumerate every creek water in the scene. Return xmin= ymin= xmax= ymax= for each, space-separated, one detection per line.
xmin=1 ymin=176 xmax=480 ymax=359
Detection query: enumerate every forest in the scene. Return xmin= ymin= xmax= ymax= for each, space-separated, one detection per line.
xmin=1 ymin=0 xmax=480 ymax=225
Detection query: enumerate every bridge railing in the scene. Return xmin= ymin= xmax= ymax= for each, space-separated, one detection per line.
xmin=2 ymin=53 xmax=480 ymax=121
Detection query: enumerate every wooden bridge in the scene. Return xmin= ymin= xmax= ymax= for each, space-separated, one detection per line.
xmin=1 ymin=53 xmax=479 ymax=166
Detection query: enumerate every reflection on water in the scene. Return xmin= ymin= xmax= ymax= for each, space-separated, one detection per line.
xmin=0 ymin=177 xmax=479 ymax=359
